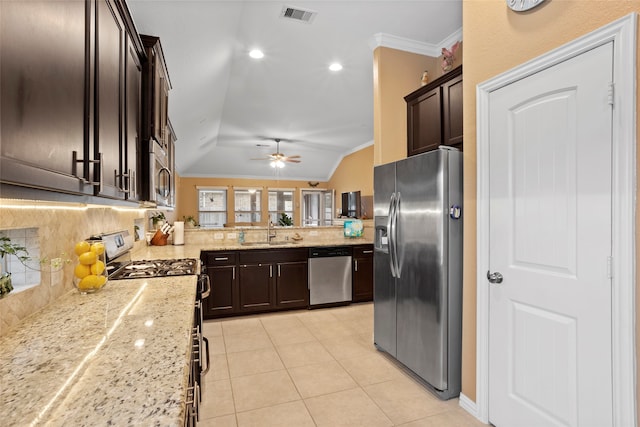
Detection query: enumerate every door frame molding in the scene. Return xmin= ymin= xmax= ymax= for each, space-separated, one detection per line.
xmin=476 ymin=13 xmax=637 ymax=426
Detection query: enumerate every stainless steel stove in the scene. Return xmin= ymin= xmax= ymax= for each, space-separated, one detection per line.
xmin=109 ymin=258 xmax=197 ymax=280
xmin=97 ymin=230 xmax=198 ymax=280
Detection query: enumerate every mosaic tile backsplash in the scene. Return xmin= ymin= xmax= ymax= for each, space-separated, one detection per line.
xmin=0 ymin=200 xmax=147 ymax=336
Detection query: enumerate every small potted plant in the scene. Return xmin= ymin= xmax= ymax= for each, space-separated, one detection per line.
xmin=0 ymin=236 xmax=30 ymax=298
xmin=150 ymin=212 xmax=166 ymax=230
xmin=183 ymin=215 xmax=199 ymax=228
xmin=278 ymin=213 xmax=293 ymax=226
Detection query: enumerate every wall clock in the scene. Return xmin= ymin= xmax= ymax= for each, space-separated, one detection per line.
xmin=506 ymin=0 xmax=545 ymax=12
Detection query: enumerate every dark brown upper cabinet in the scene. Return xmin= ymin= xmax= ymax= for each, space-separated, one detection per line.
xmin=405 ymin=66 xmax=463 ymax=157
xmin=0 ymin=0 xmax=94 ymax=195
xmin=0 ymin=0 xmax=144 ymax=201
xmin=140 ymin=35 xmax=173 ymax=206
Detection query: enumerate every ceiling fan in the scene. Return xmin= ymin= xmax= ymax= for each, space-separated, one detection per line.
xmin=251 ymin=138 xmax=301 ymax=168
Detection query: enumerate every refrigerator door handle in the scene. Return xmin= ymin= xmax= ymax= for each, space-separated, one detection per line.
xmin=392 ymin=192 xmax=401 ymax=278
xmin=387 ymin=193 xmax=397 ymax=278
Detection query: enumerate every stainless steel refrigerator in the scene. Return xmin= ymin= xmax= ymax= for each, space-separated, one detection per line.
xmin=373 ymin=146 xmax=462 ymax=400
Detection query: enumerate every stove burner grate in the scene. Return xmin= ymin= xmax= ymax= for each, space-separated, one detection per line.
xmin=109 ymin=258 xmax=197 ymax=280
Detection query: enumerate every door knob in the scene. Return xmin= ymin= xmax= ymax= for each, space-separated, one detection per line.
xmin=487 ymin=271 xmax=504 ymax=284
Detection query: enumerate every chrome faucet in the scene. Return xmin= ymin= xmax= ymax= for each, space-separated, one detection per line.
xmin=267 ymin=220 xmax=276 ymax=243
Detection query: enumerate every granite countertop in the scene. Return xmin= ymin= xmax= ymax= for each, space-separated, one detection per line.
xmin=134 ymin=238 xmax=373 ymax=259
xmin=0 ymin=275 xmax=197 ymax=426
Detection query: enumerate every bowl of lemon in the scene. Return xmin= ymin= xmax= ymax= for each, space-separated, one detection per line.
xmin=73 ymin=240 xmax=108 ymax=294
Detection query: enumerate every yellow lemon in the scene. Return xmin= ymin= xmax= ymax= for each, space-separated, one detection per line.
xmin=74 ymin=241 xmax=91 ymax=256
xmin=74 ymin=263 xmax=91 ymax=279
xmin=78 ymin=251 xmax=97 ymax=265
xmin=96 ymin=275 xmax=107 ymax=287
xmin=90 ymin=242 xmax=105 ymax=255
xmin=78 ymin=275 xmax=99 ymax=290
xmin=90 ymin=260 xmax=105 ymax=275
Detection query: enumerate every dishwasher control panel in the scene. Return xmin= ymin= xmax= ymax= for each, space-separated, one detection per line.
xmin=309 ymin=246 xmax=353 ymax=258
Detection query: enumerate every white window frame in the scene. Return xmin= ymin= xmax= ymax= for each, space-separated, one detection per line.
xmin=234 ymin=188 xmax=262 ymax=224
xmin=197 ymin=186 xmax=228 ymax=228
xmin=268 ymin=188 xmax=295 ymax=225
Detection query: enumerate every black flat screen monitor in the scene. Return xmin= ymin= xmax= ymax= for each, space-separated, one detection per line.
xmin=341 ymin=191 xmax=361 ymax=218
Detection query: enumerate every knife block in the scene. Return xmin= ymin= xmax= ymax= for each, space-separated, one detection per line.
xmin=150 ymin=229 xmax=168 ymax=246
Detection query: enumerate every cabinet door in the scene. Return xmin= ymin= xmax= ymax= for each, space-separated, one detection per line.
xmin=442 ymin=73 xmax=463 ymax=149
xmin=124 ymin=35 xmax=142 ymax=201
xmin=203 ymin=265 xmax=237 ymax=318
xmin=238 ymin=264 xmax=274 ymax=312
xmin=276 ymin=261 xmax=308 ymax=309
xmin=352 ymin=246 xmax=374 ymax=302
xmin=151 ymin=52 xmax=170 ymax=150
xmin=0 ymin=0 xmax=94 ymax=195
xmin=95 ymin=0 xmax=125 ymax=199
xmin=407 ymin=87 xmax=442 ymax=156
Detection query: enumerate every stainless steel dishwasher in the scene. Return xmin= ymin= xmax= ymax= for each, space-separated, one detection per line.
xmin=308 ymin=246 xmax=353 ymax=306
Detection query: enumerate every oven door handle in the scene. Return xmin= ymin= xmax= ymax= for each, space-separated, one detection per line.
xmin=201 ymin=336 xmax=210 ymax=375
xmin=200 ymin=274 xmax=211 ymax=299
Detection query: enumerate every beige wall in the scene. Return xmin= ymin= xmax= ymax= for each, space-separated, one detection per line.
xmin=176 ymin=177 xmax=328 ymax=227
xmin=0 ymin=202 xmax=146 ymax=336
xmin=327 ymin=145 xmax=374 ymax=216
xmin=462 ymin=0 xmax=639 ymax=408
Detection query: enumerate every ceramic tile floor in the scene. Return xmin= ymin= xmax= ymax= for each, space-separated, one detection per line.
xmin=199 ymin=303 xmax=485 ymax=427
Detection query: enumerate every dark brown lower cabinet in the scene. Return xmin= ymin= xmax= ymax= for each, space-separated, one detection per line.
xmin=276 ymin=260 xmax=308 ymax=309
xmin=202 ymin=247 xmax=308 ymax=318
xmin=238 ymin=263 xmax=274 ymax=313
xmin=352 ymin=244 xmax=374 ymax=302
xmin=201 ymin=252 xmax=237 ymax=318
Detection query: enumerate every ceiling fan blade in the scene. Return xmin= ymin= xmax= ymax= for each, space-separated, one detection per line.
xmin=285 ymin=155 xmax=301 ymax=159
xmin=285 ymin=159 xmax=301 ymax=163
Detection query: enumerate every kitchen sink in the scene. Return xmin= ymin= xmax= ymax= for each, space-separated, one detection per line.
xmin=240 ymin=241 xmax=299 ymax=247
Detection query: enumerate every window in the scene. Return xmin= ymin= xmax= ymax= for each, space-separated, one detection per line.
xmin=268 ymin=189 xmax=294 ymax=225
xmin=301 ymin=189 xmax=334 ymax=226
xmin=198 ymin=188 xmax=227 ymax=228
xmin=234 ymin=189 xmax=261 ymax=223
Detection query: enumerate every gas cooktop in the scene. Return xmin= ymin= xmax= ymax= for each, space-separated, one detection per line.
xmin=109 ymin=258 xmax=198 ymax=280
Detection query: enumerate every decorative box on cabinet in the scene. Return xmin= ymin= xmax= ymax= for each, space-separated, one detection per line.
xmin=405 ymin=66 xmax=463 ymax=156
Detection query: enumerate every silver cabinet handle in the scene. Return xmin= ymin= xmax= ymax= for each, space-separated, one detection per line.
xmin=362 ymin=250 xmax=373 ymax=254
xmin=232 ymin=266 xmax=235 ymax=280
xmin=354 ymin=259 xmax=358 ymax=272
xmin=214 ymin=257 xmax=228 ymax=261
xmin=487 ymin=271 xmax=504 ymax=284
xmin=269 ymin=265 xmax=273 ymax=278
xmin=278 ymin=264 xmax=281 ymax=277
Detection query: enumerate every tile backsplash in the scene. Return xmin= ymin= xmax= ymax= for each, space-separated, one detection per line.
xmin=0 ymin=200 xmax=147 ymax=336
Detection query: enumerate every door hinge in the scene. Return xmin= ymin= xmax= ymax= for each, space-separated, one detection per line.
xmin=607 ymin=256 xmax=613 ymax=279
xmin=607 ymin=82 xmax=614 ymax=106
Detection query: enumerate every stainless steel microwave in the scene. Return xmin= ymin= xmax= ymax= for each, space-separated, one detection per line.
xmin=149 ymin=138 xmax=172 ymax=207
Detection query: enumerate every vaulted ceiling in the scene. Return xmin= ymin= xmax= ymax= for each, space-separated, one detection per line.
xmin=128 ymin=1 xmax=462 ymax=181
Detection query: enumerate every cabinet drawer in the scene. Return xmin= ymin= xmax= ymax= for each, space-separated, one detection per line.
xmin=239 ymin=248 xmax=308 ymax=264
xmin=353 ymin=245 xmax=374 ymax=258
xmin=204 ymin=252 xmax=237 ymax=266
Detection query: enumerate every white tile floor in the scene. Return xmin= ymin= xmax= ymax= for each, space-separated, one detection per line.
xmin=199 ymin=303 xmax=485 ymax=427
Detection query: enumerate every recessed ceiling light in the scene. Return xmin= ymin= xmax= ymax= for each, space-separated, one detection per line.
xmin=329 ymin=63 xmax=343 ymax=72
xmin=249 ymin=49 xmax=264 ymax=59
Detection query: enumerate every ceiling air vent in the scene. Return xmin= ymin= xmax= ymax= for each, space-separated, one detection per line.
xmin=280 ymin=5 xmax=317 ymax=24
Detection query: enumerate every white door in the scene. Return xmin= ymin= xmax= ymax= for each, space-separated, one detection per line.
xmin=488 ymin=42 xmax=613 ymax=427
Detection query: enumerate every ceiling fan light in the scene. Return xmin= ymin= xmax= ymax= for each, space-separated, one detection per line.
xmin=329 ymin=62 xmax=343 ymax=72
xmin=270 ymin=159 xmax=285 ymax=168
xmin=249 ymin=49 xmax=264 ymax=59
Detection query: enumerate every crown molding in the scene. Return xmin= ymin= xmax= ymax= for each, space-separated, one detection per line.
xmin=370 ymin=29 xmax=462 ymax=57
